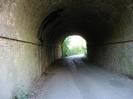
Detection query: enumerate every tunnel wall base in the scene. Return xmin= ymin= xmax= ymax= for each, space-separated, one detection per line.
xmin=41 ymin=44 xmax=62 ymax=68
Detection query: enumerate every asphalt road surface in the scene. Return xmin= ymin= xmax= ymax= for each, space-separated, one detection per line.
xmin=30 ymin=56 xmax=133 ymax=99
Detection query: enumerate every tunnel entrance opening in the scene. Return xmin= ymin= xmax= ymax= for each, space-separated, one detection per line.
xmin=62 ymin=35 xmax=87 ymax=57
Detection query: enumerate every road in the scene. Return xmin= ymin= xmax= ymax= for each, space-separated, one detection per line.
xmin=30 ymin=56 xmax=133 ymax=99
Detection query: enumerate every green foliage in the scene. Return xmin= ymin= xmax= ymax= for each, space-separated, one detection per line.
xmin=62 ymin=36 xmax=87 ymax=57
xmin=62 ymin=37 xmax=70 ymax=57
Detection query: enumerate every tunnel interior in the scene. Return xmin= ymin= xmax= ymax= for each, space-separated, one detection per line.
xmin=0 ymin=0 xmax=133 ymax=98
xmin=39 ymin=0 xmax=133 ymax=67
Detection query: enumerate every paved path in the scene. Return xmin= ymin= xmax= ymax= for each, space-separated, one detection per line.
xmin=30 ymin=56 xmax=133 ymax=99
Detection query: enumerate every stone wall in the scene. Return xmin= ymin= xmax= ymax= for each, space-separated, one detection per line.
xmin=0 ymin=0 xmax=44 ymax=98
xmin=0 ymin=38 xmax=42 ymax=98
xmin=92 ymin=7 xmax=133 ymax=77
xmin=0 ymin=0 xmax=65 ymax=98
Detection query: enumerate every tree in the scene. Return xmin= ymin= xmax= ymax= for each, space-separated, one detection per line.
xmin=62 ymin=36 xmax=87 ymax=57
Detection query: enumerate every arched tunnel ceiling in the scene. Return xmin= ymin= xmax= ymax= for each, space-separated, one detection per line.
xmin=1 ymin=0 xmax=133 ymax=44
xmin=38 ymin=0 xmax=133 ymax=45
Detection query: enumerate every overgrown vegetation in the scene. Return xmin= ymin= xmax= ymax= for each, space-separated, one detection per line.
xmin=62 ymin=35 xmax=87 ymax=57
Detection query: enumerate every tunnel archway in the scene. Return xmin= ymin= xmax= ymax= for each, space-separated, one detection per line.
xmin=61 ymin=35 xmax=87 ymax=57
xmin=0 ymin=0 xmax=133 ymax=98
xmin=38 ymin=2 xmax=133 ymax=77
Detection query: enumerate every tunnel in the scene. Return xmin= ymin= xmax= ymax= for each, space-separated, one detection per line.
xmin=0 ymin=0 xmax=133 ymax=99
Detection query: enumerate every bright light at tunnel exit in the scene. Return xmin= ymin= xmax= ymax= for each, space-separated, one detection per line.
xmin=67 ymin=35 xmax=86 ymax=49
xmin=62 ymin=35 xmax=87 ymax=57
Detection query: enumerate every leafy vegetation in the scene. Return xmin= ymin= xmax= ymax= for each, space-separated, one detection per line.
xmin=62 ymin=35 xmax=87 ymax=57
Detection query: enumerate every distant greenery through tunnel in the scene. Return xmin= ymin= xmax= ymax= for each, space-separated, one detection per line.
xmin=62 ymin=35 xmax=87 ymax=57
